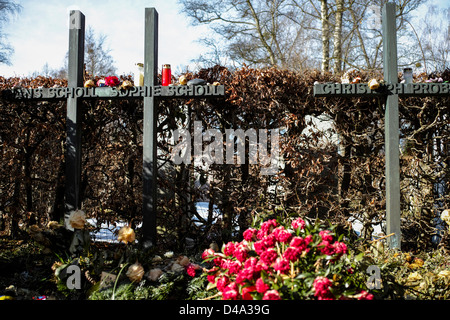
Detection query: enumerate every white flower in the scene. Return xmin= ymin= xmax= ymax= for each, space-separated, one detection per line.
xmin=126 ymin=262 xmax=145 ymax=282
xmin=441 ymin=210 xmax=450 ymax=226
xmin=164 ymin=251 xmax=174 ymax=258
xmin=69 ymin=210 xmax=86 ymax=229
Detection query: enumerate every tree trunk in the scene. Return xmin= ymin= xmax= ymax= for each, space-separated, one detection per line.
xmin=246 ymin=0 xmax=278 ymax=66
xmin=320 ymin=0 xmax=330 ymax=72
xmin=333 ymin=0 xmax=344 ymax=73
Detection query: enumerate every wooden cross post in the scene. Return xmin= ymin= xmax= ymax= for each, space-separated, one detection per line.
xmin=142 ymin=8 xmax=159 ymax=248
xmin=2 ymin=8 xmax=225 ymax=247
xmin=65 ymin=10 xmax=85 ymax=221
xmin=314 ymin=2 xmax=450 ymax=249
xmin=382 ymin=3 xmax=401 ymax=250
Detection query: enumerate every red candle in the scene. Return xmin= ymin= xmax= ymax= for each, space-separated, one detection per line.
xmin=162 ymin=64 xmax=171 ymax=86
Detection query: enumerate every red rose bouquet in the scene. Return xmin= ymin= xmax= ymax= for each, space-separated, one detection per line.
xmin=105 ymin=76 xmax=120 ymax=87
xmin=202 ymin=217 xmax=374 ymax=300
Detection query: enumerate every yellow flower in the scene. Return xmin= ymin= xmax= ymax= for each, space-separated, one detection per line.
xmin=368 ymin=79 xmax=380 ymax=90
xmin=117 ymin=225 xmax=135 ymax=244
xmin=84 ymin=79 xmax=95 ymax=88
xmin=121 ymin=80 xmax=134 ymax=90
xmin=408 ymin=258 xmax=424 ymax=269
xmin=126 ymin=262 xmax=145 ymax=282
xmin=69 ymin=210 xmax=86 ymax=229
xmin=179 ymin=75 xmax=188 ymax=85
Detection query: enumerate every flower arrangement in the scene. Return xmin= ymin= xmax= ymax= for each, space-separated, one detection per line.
xmin=84 ymin=75 xmax=133 ymax=89
xmin=104 ymin=76 xmax=120 ymax=87
xmin=202 ymin=217 xmax=373 ymax=300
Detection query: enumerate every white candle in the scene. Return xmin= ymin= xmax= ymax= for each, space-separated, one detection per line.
xmin=134 ymin=63 xmax=144 ymax=86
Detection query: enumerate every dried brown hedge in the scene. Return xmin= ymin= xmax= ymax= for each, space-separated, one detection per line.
xmin=1 ymin=67 xmax=449 ymax=253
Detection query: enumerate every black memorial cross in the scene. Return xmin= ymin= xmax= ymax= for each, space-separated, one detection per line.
xmin=3 ymin=8 xmax=225 ymax=247
xmin=314 ymin=2 xmax=450 ymax=249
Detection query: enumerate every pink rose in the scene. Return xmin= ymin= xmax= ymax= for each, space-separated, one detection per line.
xmin=256 ymin=278 xmax=269 ymax=293
xmin=334 ymin=241 xmax=347 ymax=256
xmin=186 ymin=263 xmax=196 ymax=277
xmin=253 ymin=240 xmax=267 ymax=255
xmin=319 ymin=240 xmax=336 ymax=256
xmin=222 ymin=282 xmax=239 ymax=300
xmin=273 ymin=226 xmax=293 ymax=244
xmin=224 ymin=259 xmax=242 ymax=275
xmin=261 ymin=234 xmax=276 ymax=248
xmin=263 ymin=289 xmax=281 ymax=300
xmin=358 ymin=290 xmax=374 ymax=300
xmin=216 ymin=276 xmax=230 ymax=292
xmin=273 ymin=257 xmax=290 ymax=274
xmin=261 ymin=219 xmax=277 ymax=233
xmin=223 ymin=241 xmax=236 ymax=256
xmin=105 ymin=76 xmax=120 ymax=87
xmin=202 ymin=248 xmax=215 ymax=260
xmin=260 ymin=248 xmax=278 ymax=264
xmin=291 ymin=217 xmax=305 ymax=230
xmin=243 ymin=228 xmax=258 ymax=241
xmin=207 ymin=274 xmax=216 ymax=283
xmin=233 ymin=244 xmax=248 ymax=262
xmin=283 ymin=246 xmax=300 ymax=262
xmin=290 ymin=236 xmax=305 ymax=248
xmin=235 ymin=265 xmax=259 ymax=285
xmin=319 ymin=230 xmax=333 ymax=242
xmin=313 ymin=276 xmax=335 ymax=300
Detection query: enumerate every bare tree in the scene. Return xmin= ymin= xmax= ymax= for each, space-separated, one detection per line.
xmin=84 ymin=27 xmax=116 ymax=77
xmin=341 ymin=0 xmax=429 ymax=70
xmin=320 ymin=0 xmax=331 ymax=71
xmin=417 ymin=5 xmax=450 ymax=71
xmin=181 ymin=0 xmax=443 ymax=73
xmin=46 ymin=27 xmax=117 ymax=79
xmin=180 ymin=0 xmax=315 ymax=71
xmin=0 ymin=0 xmax=21 ymax=65
xmin=332 ymin=0 xmax=344 ymax=72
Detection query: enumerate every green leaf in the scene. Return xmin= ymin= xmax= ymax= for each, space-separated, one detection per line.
xmin=206 ymin=281 xmax=217 ymax=291
xmin=295 ymin=272 xmax=313 ymax=280
xmin=355 ymin=252 xmax=365 ymax=262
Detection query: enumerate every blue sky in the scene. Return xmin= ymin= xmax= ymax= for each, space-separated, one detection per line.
xmin=0 ymin=0 xmax=448 ymax=78
xmin=0 ymin=0 xmax=211 ymax=77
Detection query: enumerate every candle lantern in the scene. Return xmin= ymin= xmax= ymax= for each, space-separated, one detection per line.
xmin=403 ymin=68 xmax=413 ymax=84
xmin=134 ymin=63 xmax=144 ymax=86
xmin=162 ymin=64 xmax=171 ymax=86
